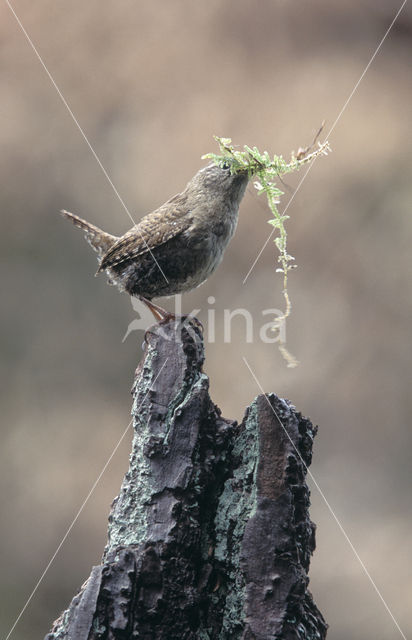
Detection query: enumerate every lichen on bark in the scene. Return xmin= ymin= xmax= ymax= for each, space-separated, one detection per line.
xmin=45 ymin=317 xmax=327 ymax=640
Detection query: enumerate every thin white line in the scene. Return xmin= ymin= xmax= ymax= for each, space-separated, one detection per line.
xmin=5 ymin=0 xmax=169 ymax=285
xmin=242 ymin=356 xmax=407 ymax=640
xmin=326 ymin=0 xmax=408 ymax=140
xmin=5 ymin=356 xmax=169 ymax=640
xmin=4 ymin=420 xmax=133 ymax=640
xmin=243 ymin=0 xmax=407 ymax=284
xmin=243 ymin=227 xmax=276 ymax=285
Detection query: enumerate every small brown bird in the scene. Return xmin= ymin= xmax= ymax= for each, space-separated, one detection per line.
xmin=62 ymin=163 xmax=249 ymax=319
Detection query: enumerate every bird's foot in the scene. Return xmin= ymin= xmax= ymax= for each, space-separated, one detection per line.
xmin=139 ymin=297 xmax=204 ymax=339
xmin=139 ymin=296 xmax=175 ymax=323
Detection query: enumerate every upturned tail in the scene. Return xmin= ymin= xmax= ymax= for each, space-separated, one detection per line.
xmin=60 ymin=210 xmax=118 ymax=259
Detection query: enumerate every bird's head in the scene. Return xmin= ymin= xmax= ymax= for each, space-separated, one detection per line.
xmin=188 ymin=162 xmax=249 ymax=206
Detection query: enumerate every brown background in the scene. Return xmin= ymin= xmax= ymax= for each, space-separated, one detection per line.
xmin=1 ymin=1 xmax=412 ymax=638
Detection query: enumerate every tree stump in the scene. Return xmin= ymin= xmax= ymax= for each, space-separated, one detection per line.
xmin=45 ymin=318 xmax=327 ymax=639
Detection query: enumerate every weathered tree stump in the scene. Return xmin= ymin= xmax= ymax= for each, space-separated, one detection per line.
xmin=45 ymin=318 xmax=327 ymax=639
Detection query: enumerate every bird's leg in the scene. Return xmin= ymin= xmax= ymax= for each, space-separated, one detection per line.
xmin=139 ymin=297 xmax=204 ymax=337
xmin=139 ymin=296 xmax=175 ymax=323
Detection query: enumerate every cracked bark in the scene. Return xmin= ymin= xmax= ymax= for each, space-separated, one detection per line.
xmin=45 ymin=318 xmax=327 ymax=640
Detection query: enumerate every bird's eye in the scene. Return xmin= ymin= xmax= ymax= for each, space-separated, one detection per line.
xmin=221 ymin=161 xmax=230 ymax=170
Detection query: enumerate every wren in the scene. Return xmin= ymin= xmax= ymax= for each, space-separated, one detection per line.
xmin=61 ymin=163 xmax=249 ymax=319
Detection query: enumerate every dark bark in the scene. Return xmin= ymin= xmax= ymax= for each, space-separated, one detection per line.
xmin=45 ymin=317 xmax=327 ymax=640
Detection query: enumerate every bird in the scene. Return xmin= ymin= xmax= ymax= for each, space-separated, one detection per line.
xmin=61 ymin=163 xmax=249 ymax=320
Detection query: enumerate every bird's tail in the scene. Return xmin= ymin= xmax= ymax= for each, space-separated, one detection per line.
xmin=60 ymin=210 xmax=118 ymax=259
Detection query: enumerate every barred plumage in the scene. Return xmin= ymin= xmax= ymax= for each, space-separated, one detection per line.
xmin=61 ymin=163 xmax=248 ymax=314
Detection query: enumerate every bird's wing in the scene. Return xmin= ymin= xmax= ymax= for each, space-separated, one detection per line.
xmin=98 ymin=194 xmax=192 ymax=272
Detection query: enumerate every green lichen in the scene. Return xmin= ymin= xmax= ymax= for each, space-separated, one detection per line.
xmin=213 ymin=399 xmax=260 ymax=638
xmin=104 ymin=342 xmax=207 ymax=555
xmin=104 ymin=346 xmax=157 ymax=555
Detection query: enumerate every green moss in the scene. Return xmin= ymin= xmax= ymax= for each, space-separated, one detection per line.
xmin=203 ymin=135 xmax=330 ymax=368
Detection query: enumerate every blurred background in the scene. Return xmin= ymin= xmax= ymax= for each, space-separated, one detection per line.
xmin=1 ymin=1 xmax=411 ymax=638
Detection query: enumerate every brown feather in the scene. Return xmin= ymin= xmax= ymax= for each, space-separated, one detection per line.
xmin=98 ymin=193 xmax=192 ymax=272
xmin=60 ymin=210 xmax=118 ymax=257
